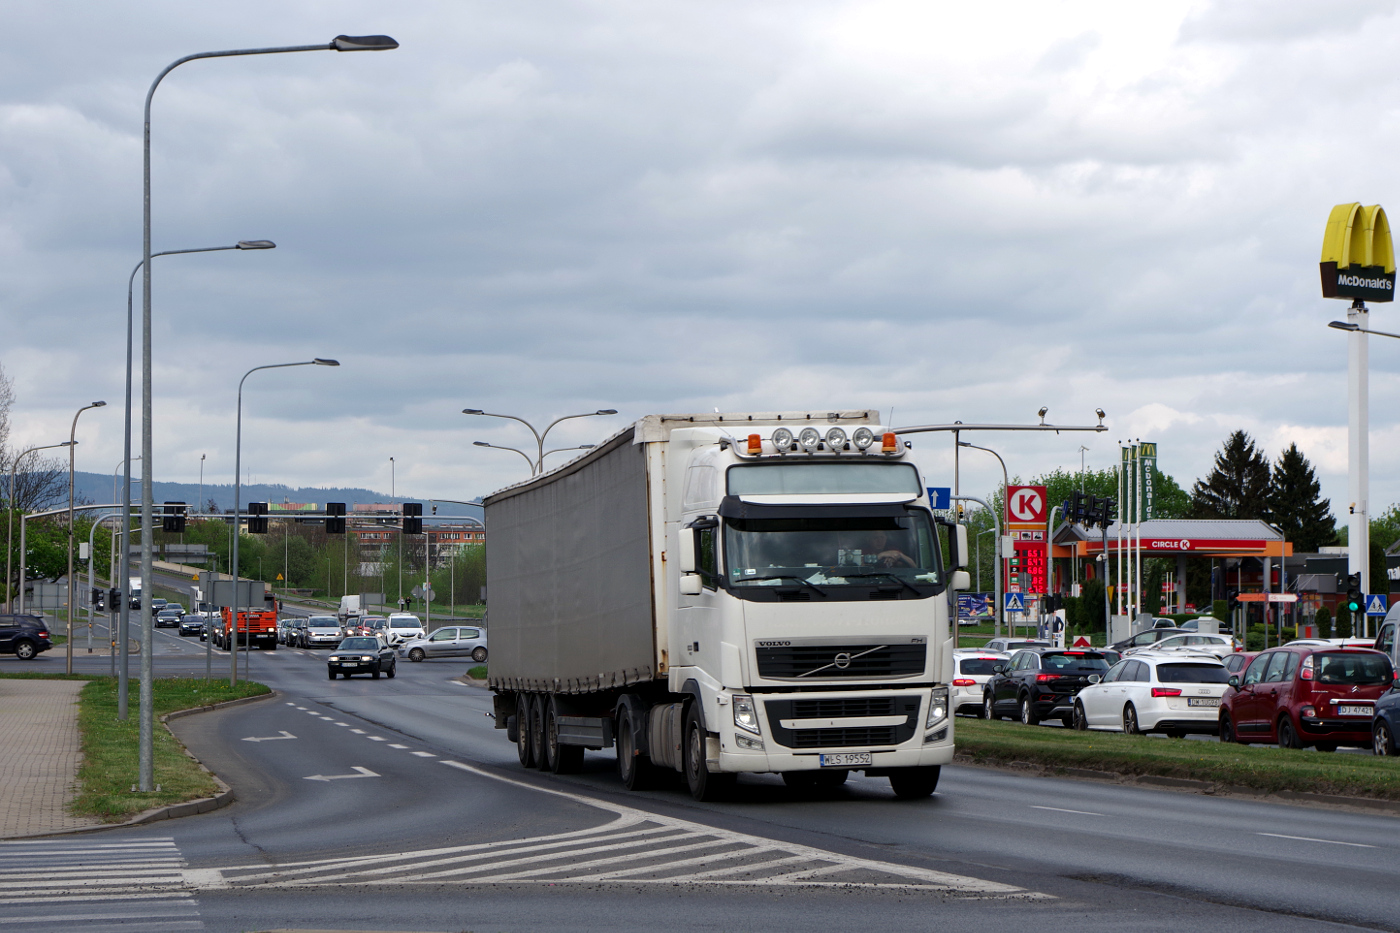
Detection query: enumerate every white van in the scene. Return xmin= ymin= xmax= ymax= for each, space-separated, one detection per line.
xmin=384 ymin=613 xmax=425 ymax=646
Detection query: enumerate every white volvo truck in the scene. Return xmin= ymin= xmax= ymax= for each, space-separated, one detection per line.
xmin=486 ymin=411 xmax=969 ymax=800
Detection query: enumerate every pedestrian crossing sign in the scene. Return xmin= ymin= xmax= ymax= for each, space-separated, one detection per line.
xmin=1004 ymin=592 xmax=1027 ymax=612
xmin=1366 ymin=594 xmax=1388 ymax=616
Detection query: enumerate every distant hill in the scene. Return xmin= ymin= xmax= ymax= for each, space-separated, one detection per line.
xmin=71 ymin=472 xmax=484 ymax=522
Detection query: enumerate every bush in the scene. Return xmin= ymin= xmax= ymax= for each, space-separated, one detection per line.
xmin=1335 ymin=609 xmax=1353 ymax=639
xmin=1245 ymin=625 xmax=1266 ymax=651
xmin=1316 ymin=605 xmax=1332 ymax=638
xmin=1212 ymin=600 xmax=1228 ymax=623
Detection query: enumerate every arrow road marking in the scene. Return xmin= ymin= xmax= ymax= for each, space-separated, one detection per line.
xmin=303 ymin=766 xmax=380 ymax=783
xmin=241 ymin=731 xmax=297 ymax=743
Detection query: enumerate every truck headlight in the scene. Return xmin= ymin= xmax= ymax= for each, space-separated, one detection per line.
xmin=734 ymin=733 xmax=764 ymax=750
xmin=733 ymin=695 xmax=761 ymax=735
xmin=852 ymin=427 xmax=875 ymax=450
xmin=926 ymin=686 xmax=949 ymax=730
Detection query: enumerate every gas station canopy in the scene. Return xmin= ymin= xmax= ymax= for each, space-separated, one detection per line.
xmin=1053 ymin=519 xmax=1290 ymax=559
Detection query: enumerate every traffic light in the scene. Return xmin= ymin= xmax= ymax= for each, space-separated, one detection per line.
xmin=91 ymin=587 xmax=103 ymax=608
xmin=1227 ymin=588 xmax=1240 ymax=612
xmin=1102 ymin=496 xmax=1117 ymax=526
xmin=248 ymin=502 xmax=269 ymax=534
xmin=1345 ymin=572 xmax=1363 ymax=614
xmin=107 ymin=588 xmax=120 ymax=612
xmin=162 ymin=501 xmax=186 ymax=533
xmin=1069 ymin=491 xmax=1088 ymax=525
xmin=402 ymin=502 xmax=423 ymax=535
xmin=326 ymin=502 xmax=346 ymax=534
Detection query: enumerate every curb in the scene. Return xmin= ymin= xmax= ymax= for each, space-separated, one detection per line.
xmin=5 ymin=689 xmax=277 ymax=839
xmin=952 ymin=753 xmax=1400 ymax=816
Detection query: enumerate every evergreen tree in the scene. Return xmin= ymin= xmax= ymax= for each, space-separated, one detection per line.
xmin=1189 ymin=431 xmax=1272 ymax=520
xmin=1268 ymin=443 xmax=1336 ymax=552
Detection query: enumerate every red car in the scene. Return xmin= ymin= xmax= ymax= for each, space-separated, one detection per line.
xmin=1220 ymin=645 xmax=1395 ymax=750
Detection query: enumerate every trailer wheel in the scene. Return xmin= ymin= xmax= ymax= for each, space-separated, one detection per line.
xmin=515 ymin=695 xmax=535 ymax=768
xmin=684 ymin=704 xmax=735 ymax=802
xmin=546 ymin=699 xmax=584 ymax=774
xmin=530 ymin=694 xmax=551 ymax=772
xmin=616 ymin=705 xmax=655 ymax=791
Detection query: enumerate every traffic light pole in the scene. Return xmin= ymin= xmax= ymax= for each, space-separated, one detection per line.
xmin=952 ymin=495 xmax=1000 ymax=636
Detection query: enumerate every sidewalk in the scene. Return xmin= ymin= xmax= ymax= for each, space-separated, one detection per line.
xmin=0 ymin=679 xmax=104 ymax=837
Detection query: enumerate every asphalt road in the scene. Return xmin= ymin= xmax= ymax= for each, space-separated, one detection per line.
xmin=7 ymin=637 xmax=1400 ymax=932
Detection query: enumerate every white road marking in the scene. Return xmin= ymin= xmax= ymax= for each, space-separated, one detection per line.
xmin=388 ymin=744 xmax=408 ymax=749
xmin=334 ymin=722 xmax=350 ymax=727
xmin=367 ymin=736 xmax=386 ymax=741
xmin=349 ymin=729 xmax=366 ymax=734
xmin=241 ymin=731 xmax=296 ymax=743
xmin=1257 ymin=832 xmax=1376 ymax=848
xmin=410 ymin=751 xmax=436 ymax=758
xmin=302 ymin=766 xmax=380 ymax=783
xmin=1030 ymin=805 xmax=1103 ymax=816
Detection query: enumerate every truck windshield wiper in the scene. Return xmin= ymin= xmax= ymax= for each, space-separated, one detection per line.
xmin=739 ymin=574 xmax=827 ymax=596
xmin=842 ymin=571 xmax=923 ymax=595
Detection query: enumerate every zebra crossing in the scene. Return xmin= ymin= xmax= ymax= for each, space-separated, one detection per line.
xmin=0 ymin=837 xmax=203 ymax=931
xmin=190 ymin=761 xmax=1047 ymax=898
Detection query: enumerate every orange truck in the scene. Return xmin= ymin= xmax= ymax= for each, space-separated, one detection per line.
xmin=217 ymin=606 xmax=279 ymax=650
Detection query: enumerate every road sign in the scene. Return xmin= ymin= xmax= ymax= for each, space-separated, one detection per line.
xmin=1367 ymin=594 xmax=1389 ymax=616
xmin=1267 ymin=593 xmax=1298 ymax=603
xmin=276 ymin=573 xmax=284 ymax=581
xmin=1236 ymin=593 xmax=1268 ymax=603
xmin=422 ymin=587 xmax=435 ymax=600
xmin=927 ymin=487 xmax=951 ymax=509
xmin=1072 ymin=635 xmax=1092 ymax=648
xmin=1006 ymin=485 xmax=1047 ymax=523
xmin=1004 ymin=592 xmax=1027 ymax=612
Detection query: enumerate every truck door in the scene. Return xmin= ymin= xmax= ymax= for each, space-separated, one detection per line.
xmin=678 ymin=518 xmax=722 ymax=678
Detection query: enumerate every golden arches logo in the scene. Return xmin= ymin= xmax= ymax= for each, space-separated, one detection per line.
xmin=1321 ymin=202 xmax=1395 ymax=302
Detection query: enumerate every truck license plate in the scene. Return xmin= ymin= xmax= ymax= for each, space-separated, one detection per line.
xmin=1337 ymin=705 xmax=1372 ymax=716
xmin=819 ymin=752 xmax=871 ymax=767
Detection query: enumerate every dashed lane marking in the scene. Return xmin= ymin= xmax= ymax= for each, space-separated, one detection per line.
xmin=410 ymin=751 xmax=436 ymax=758
xmin=388 ymin=744 xmax=408 ymax=749
xmin=1257 ymin=833 xmax=1376 ymax=848
xmin=1030 ymin=805 xmax=1103 ymax=817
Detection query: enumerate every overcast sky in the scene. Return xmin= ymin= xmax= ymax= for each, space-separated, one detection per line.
xmin=5 ymin=0 xmax=1400 ymax=515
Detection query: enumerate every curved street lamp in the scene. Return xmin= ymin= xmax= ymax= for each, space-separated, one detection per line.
xmin=462 ymin=409 xmax=616 ymax=473
xmin=229 ymin=359 xmax=339 ymax=686
xmin=67 ymin=402 xmax=107 ymax=673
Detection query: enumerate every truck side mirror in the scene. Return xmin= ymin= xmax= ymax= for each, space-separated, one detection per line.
xmin=950 ymin=569 xmax=971 ymax=591
xmin=677 ymin=527 xmax=698 ymax=574
xmin=954 ymin=524 xmax=969 ymax=569
xmin=679 ymin=574 xmax=702 ymax=596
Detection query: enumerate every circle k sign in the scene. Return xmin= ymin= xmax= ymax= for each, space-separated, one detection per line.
xmin=1006 ymin=485 xmax=1047 ymax=523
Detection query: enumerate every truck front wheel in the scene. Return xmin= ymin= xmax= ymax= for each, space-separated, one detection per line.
xmin=684 ymin=704 xmax=735 ymax=802
xmin=888 ymin=766 xmax=941 ymax=799
xmin=616 ymin=705 xmax=654 ymax=791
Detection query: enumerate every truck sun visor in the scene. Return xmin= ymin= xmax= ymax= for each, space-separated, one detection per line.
xmin=717 ymin=496 xmax=913 ymax=520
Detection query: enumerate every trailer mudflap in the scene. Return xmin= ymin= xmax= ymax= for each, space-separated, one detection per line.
xmin=557 ymin=716 xmax=615 ymax=749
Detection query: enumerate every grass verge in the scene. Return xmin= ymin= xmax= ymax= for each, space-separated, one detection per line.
xmin=1 ymin=673 xmax=269 ymax=821
xmin=954 ymin=717 xmax=1400 ymax=800
xmin=466 ymin=665 xmax=487 ymax=680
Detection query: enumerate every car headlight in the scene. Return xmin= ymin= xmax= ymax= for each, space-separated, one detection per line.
xmin=361 ymin=655 xmax=374 ymax=661
xmin=926 ymin=686 xmax=949 ymax=730
xmin=733 ymin=695 xmax=761 ymax=735
xmin=329 ymin=656 xmax=340 ymax=662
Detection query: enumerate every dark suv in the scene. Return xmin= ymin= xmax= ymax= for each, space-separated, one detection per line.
xmin=0 ymin=614 xmax=54 ymax=660
xmin=1221 ymin=645 xmax=1395 ymax=750
xmin=984 ymin=647 xmax=1112 ymax=726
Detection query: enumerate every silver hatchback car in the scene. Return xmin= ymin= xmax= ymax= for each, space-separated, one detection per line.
xmin=399 ymin=625 xmax=488 ymax=663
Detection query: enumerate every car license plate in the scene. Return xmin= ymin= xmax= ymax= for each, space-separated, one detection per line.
xmin=819 ymin=752 xmax=871 ymax=767
xmin=1337 ymin=705 xmax=1372 ymax=716
xmin=1187 ymin=698 xmax=1220 ymax=707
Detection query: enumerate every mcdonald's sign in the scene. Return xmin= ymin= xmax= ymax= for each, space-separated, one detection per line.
xmin=1320 ymin=202 xmax=1395 ymax=302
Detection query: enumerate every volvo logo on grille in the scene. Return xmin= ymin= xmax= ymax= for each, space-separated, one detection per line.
xmin=833 ymin=652 xmax=852 ymax=669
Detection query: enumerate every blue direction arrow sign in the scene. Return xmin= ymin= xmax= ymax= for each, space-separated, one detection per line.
xmin=1366 ymin=594 xmax=1388 ymax=617
xmin=928 ymin=487 xmax=951 ymax=509
xmin=1004 ymin=592 xmax=1027 ymax=612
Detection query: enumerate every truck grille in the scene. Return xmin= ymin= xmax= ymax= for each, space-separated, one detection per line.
xmin=755 ymin=643 xmax=926 ymax=679
xmin=764 ymin=696 xmax=919 ymax=750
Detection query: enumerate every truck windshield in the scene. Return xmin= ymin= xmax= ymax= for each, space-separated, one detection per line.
xmin=724 ymin=511 xmax=940 ymax=587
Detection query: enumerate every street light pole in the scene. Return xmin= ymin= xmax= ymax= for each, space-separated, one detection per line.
xmin=462 ymin=409 xmax=617 ymax=472
xmin=67 ymin=401 xmax=106 ymax=674
xmin=6 ymin=442 xmax=74 ymax=612
xmin=959 ymin=441 xmax=1010 ymax=636
xmin=230 ymin=359 xmax=339 ymax=687
xmin=198 ymin=454 xmax=206 ymax=516
xmin=138 ymin=33 xmax=396 ymax=793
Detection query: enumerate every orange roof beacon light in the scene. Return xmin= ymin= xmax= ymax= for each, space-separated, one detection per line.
xmin=747 ymin=433 xmax=762 ymax=454
xmin=881 ymin=432 xmax=898 ymax=454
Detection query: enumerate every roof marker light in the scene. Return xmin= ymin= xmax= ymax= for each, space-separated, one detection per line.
xmin=881 ymin=432 xmax=898 ymax=453
xmin=747 ymin=433 xmax=762 ymax=454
